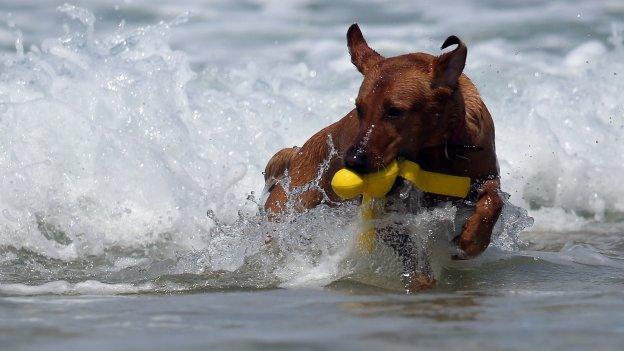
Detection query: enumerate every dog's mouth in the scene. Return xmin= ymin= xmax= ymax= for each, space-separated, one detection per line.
xmin=367 ymin=141 xmax=405 ymax=173
xmin=344 ymin=137 xmax=407 ymax=174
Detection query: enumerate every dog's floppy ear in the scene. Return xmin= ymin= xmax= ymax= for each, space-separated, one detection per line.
xmin=432 ymin=36 xmax=467 ymax=89
xmin=347 ymin=24 xmax=383 ymax=75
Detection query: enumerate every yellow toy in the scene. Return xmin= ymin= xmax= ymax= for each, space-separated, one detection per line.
xmin=331 ymin=159 xmax=471 ymax=252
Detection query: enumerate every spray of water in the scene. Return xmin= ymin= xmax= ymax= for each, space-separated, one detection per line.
xmin=2 ymin=5 xmax=623 ymax=295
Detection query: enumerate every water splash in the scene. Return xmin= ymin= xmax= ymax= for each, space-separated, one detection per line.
xmin=0 ymin=4 xmax=620 ymax=295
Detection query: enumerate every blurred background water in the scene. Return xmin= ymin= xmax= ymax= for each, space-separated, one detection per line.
xmin=0 ymin=1 xmax=623 ymax=350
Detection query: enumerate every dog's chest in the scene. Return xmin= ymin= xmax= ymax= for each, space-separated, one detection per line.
xmin=383 ymin=177 xmax=470 ymax=215
xmin=384 ymin=179 xmax=426 ymax=214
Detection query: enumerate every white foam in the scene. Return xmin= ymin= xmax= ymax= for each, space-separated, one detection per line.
xmin=519 ymin=243 xmax=624 ymax=269
xmin=0 ymin=280 xmax=153 ymax=296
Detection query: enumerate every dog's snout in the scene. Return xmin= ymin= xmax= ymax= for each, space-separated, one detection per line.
xmin=344 ymin=149 xmax=369 ymax=173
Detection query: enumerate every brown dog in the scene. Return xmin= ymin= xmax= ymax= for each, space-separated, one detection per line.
xmin=263 ymin=24 xmax=503 ymax=292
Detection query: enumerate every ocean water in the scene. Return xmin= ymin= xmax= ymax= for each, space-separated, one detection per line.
xmin=0 ymin=0 xmax=623 ymax=350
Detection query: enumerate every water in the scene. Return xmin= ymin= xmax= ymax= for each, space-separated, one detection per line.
xmin=0 ymin=0 xmax=623 ymax=350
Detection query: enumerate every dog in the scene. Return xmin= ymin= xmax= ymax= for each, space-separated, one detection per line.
xmin=263 ymin=24 xmax=503 ymax=292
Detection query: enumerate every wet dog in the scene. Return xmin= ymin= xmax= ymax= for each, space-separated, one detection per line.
xmin=263 ymin=24 xmax=503 ymax=292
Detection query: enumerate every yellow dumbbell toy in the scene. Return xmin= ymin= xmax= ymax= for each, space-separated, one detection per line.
xmin=331 ymin=159 xmax=471 ymax=252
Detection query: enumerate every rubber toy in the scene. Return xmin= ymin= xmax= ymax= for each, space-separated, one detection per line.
xmin=331 ymin=159 xmax=471 ymax=252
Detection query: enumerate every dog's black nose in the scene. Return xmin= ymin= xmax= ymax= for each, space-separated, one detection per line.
xmin=344 ymin=150 xmax=369 ymax=174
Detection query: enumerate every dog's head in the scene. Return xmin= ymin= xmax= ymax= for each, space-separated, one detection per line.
xmin=344 ymin=24 xmax=468 ymax=173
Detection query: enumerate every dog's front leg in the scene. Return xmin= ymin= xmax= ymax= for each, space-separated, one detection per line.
xmin=378 ymin=227 xmax=436 ymax=293
xmin=454 ymin=178 xmax=503 ymax=258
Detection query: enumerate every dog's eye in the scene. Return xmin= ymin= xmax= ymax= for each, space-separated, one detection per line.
xmin=386 ymin=107 xmax=404 ymax=120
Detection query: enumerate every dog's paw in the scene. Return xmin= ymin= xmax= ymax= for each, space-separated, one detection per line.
xmin=451 ymin=239 xmax=469 ymax=260
xmin=405 ymin=274 xmax=436 ymax=293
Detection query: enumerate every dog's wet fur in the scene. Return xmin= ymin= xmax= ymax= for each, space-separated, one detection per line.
xmin=263 ymin=24 xmax=503 ymax=292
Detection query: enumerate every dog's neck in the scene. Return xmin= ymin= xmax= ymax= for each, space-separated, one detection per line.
xmin=449 ymin=111 xmax=466 ymax=144
xmin=416 ymin=110 xmax=483 ymax=163
xmin=419 ymin=110 xmax=467 ymax=151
